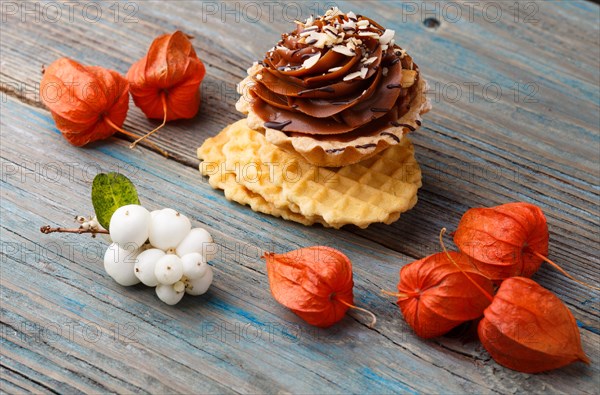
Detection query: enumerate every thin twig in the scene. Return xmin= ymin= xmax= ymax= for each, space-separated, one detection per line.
xmin=40 ymin=225 xmax=108 ymax=235
xmin=130 ymin=92 xmax=168 ymax=149
xmin=336 ymin=298 xmax=377 ymax=328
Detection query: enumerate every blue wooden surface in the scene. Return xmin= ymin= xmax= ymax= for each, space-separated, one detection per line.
xmin=1 ymin=1 xmax=599 ymax=393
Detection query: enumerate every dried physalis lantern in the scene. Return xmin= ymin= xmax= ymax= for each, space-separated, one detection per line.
xmin=127 ymin=30 xmax=206 ymax=147
xmin=40 ymin=58 xmax=130 ymax=146
xmin=263 ymin=246 xmax=376 ymax=328
xmin=453 ymin=202 xmax=548 ymax=280
xmin=40 ymin=58 xmax=168 ymax=155
xmin=478 ymin=277 xmax=590 ymax=373
xmin=454 ymin=202 xmax=599 ymax=289
xmin=383 ymin=251 xmax=494 ymax=338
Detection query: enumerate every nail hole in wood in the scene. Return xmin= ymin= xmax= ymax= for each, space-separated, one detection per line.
xmin=423 ymin=18 xmax=440 ymax=29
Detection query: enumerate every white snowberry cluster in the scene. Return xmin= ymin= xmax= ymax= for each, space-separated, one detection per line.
xmin=103 ymin=204 xmax=215 ymax=305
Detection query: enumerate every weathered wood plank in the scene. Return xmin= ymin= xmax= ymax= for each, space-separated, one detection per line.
xmin=1 ymin=0 xmax=599 ymax=392
xmin=1 ymin=1 xmax=597 ymax=312
xmin=1 ymin=96 xmax=598 ymax=393
xmin=0 ymin=364 xmax=56 ymax=395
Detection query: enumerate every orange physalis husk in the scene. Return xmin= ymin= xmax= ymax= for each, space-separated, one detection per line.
xmin=386 ymin=251 xmax=494 ymax=339
xmin=39 ymin=58 xmax=129 ymax=146
xmin=263 ymin=246 xmax=375 ymax=328
xmin=127 ymin=31 xmax=206 ymax=147
xmin=478 ymin=277 xmax=590 ymax=373
xmin=454 ymin=202 xmax=599 ymax=290
xmin=453 ymin=202 xmax=549 ymax=280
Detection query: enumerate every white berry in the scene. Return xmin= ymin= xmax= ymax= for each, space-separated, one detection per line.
xmin=176 ymin=227 xmax=217 ymax=261
xmin=103 ymin=243 xmax=140 ymax=286
xmin=181 ymin=252 xmax=208 ymax=280
xmin=134 ymin=248 xmax=165 ymax=286
xmin=173 ymin=280 xmax=185 ymax=293
xmin=89 ymin=218 xmax=100 ymax=230
xmin=185 ymin=266 xmax=213 ymax=296
xmin=156 ymin=284 xmax=184 ymax=305
xmin=109 ymin=204 xmax=151 ymax=249
xmin=148 ymin=208 xmax=191 ymax=250
xmin=154 ymin=254 xmax=184 ymax=285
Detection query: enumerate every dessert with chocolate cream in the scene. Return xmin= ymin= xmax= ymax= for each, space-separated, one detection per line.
xmin=236 ymin=7 xmax=431 ymax=167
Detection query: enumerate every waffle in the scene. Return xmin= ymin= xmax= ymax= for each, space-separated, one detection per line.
xmin=198 ymin=120 xmax=422 ymax=229
xmin=198 ymin=123 xmax=326 ymax=226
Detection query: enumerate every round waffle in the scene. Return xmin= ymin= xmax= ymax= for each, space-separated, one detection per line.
xmin=198 ymin=119 xmax=422 ymax=229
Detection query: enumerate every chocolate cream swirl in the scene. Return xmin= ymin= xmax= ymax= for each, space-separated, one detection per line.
xmin=245 ymin=10 xmax=421 ymax=141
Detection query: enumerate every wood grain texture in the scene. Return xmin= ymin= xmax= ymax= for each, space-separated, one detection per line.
xmin=1 ymin=0 xmax=599 ymax=393
xmin=2 ymin=96 xmax=598 ymax=394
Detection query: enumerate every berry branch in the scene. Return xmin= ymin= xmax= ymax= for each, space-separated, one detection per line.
xmin=40 ymin=225 xmax=109 ymax=235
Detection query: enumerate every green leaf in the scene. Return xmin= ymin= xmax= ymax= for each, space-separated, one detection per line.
xmin=92 ymin=173 xmax=140 ymax=230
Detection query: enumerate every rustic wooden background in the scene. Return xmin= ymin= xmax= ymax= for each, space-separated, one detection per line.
xmin=1 ymin=0 xmax=599 ymax=393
